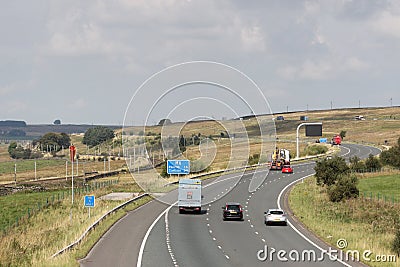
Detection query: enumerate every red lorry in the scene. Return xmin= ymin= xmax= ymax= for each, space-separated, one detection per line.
xmin=332 ymin=135 xmax=342 ymax=145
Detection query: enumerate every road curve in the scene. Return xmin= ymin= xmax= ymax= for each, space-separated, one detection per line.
xmin=81 ymin=143 xmax=380 ymax=267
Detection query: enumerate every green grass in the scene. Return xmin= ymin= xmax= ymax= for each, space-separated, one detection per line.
xmin=0 ymin=178 xmax=123 ymax=232
xmin=0 ymin=178 xmax=144 ymax=266
xmin=0 ymin=190 xmax=68 ymax=232
xmin=45 ymin=195 xmax=152 ymax=267
xmin=0 ymin=159 xmax=66 ymax=174
xmin=71 ymin=195 xmax=152 ymax=263
xmin=289 ymin=176 xmax=400 ymax=267
xmin=358 ymin=174 xmax=400 ymax=202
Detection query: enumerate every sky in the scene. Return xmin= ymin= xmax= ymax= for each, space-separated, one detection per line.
xmin=1 ymin=0 xmax=399 ymax=125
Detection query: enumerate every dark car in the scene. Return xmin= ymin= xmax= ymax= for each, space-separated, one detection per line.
xmin=222 ymin=202 xmax=243 ymax=221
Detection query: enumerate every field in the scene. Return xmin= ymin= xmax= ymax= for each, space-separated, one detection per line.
xmin=276 ymin=107 xmax=400 ymax=146
xmin=1 ymin=106 xmax=400 ymax=266
xmin=0 ymin=189 xmax=69 ymax=232
xmin=358 ymin=173 xmax=400 ymax=202
xmin=125 ymin=107 xmax=400 ymax=171
xmin=1 ymin=106 xmax=399 ymax=184
xmin=289 ymin=173 xmax=400 ymax=267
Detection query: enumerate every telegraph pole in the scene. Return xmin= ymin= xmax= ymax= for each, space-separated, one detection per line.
xmin=69 ymin=145 xmax=76 ymax=205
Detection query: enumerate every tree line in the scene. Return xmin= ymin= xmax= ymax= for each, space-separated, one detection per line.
xmin=8 ymin=126 xmax=116 ymax=159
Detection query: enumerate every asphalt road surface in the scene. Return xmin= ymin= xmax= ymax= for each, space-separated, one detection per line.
xmin=80 ymin=143 xmax=380 ymax=267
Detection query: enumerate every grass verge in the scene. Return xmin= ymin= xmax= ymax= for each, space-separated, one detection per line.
xmin=289 ymin=175 xmax=400 ymax=267
xmin=0 ymin=173 xmax=147 ymax=266
xmin=47 ymin=195 xmax=152 ymax=267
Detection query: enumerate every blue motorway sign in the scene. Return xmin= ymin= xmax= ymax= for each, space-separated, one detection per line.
xmin=84 ymin=195 xmax=95 ymax=207
xmin=167 ymin=160 xmax=190 ymax=175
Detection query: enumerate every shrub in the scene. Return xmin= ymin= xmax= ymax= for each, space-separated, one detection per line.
xmin=305 ymin=145 xmax=328 ymax=156
xmin=36 ymin=132 xmax=70 ymax=152
xmin=365 ymin=154 xmax=382 ymax=171
xmin=380 ymin=137 xmax=400 ymax=168
xmin=8 ymin=142 xmax=35 ymax=159
xmin=315 ymin=156 xmax=349 ymax=186
xmin=339 ymin=130 xmax=347 ymax=140
xmin=327 ymin=174 xmax=359 ymax=202
xmin=82 ymin=126 xmax=115 ymax=148
xmin=160 ymin=160 xmax=169 ymax=178
xmin=349 ymin=156 xmax=366 ymax=172
xmin=248 ymin=153 xmax=260 ymax=165
xmin=392 ymin=229 xmax=400 ymax=256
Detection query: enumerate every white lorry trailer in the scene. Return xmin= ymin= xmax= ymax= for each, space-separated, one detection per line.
xmin=178 ymin=179 xmax=202 ymax=214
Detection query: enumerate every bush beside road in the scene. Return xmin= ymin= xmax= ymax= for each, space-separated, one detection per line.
xmin=289 ymin=173 xmax=400 ymax=267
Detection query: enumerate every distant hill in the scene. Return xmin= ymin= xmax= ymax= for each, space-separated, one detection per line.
xmin=0 ymin=120 xmax=26 ymax=127
xmin=0 ymin=124 xmax=121 ymax=140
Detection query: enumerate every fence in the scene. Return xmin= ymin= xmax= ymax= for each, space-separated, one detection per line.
xmin=360 ymin=191 xmax=399 ymax=206
xmin=1 ymin=179 xmax=119 ymax=236
xmin=348 ymin=166 xmax=400 ymax=176
xmin=0 ymin=158 xmax=126 ymax=184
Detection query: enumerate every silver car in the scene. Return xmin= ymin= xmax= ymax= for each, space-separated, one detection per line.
xmin=264 ymin=208 xmax=287 ymax=225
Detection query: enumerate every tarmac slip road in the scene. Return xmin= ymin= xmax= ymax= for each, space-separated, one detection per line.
xmin=81 ymin=143 xmax=380 ymax=267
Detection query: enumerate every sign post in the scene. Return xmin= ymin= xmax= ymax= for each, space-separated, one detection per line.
xmin=14 ymin=163 xmax=16 ymax=186
xmin=84 ymin=195 xmax=95 ymax=218
xmin=296 ymin=123 xmax=322 ymax=159
xmin=167 ymin=160 xmax=190 ymax=175
xmin=69 ymin=145 xmax=76 ymax=205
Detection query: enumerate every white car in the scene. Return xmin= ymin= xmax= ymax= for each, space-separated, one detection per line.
xmin=264 ymin=208 xmax=287 ymax=225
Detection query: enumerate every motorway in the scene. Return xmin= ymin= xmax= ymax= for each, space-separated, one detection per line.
xmin=80 ymin=143 xmax=381 ymax=267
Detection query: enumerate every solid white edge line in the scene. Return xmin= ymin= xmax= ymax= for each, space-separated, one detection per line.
xmin=137 ymin=174 xmax=244 ymax=267
xmin=137 ymin=144 xmax=378 ymax=267
xmin=137 ymin=201 xmax=176 ymax=267
xmin=277 ymin=174 xmax=352 ymax=267
xmin=165 ymin=206 xmax=178 ymax=266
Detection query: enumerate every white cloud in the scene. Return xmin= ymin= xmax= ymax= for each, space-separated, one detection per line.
xmin=277 ymin=59 xmax=334 ymax=81
xmin=296 ymin=0 xmax=320 ymax=24
xmin=0 ymin=85 xmax=13 ymax=96
xmin=241 ymin=25 xmax=266 ymax=52
xmin=276 ymin=66 xmax=298 ymax=80
xmin=72 ymin=98 xmax=86 ymax=109
xmin=304 ymin=0 xmax=321 ymax=16
xmin=343 ymin=57 xmax=370 ymax=71
xmin=311 ymin=27 xmax=326 ymax=45
xmin=0 ymin=100 xmax=27 ymax=115
xmin=47 ymin=20 xmax=131 ymax=57
xmin=299 ymin=59 xmax=332 ymax=80
xmin=277 ymin=56 xmax=369 ymax=81
xmin=373 ymin=10 xmax=400 ymax=38
xmin=1 ymin=1 xmax=399 ymax=123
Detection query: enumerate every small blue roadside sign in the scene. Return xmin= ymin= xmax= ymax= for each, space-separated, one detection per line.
xmin=167 ymin=160 xmax=190 ymax=175
xmin=319 ymin=138 xmax=328 ymax=143
xmin=84 ymin=195 xmax=95 ymax=207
